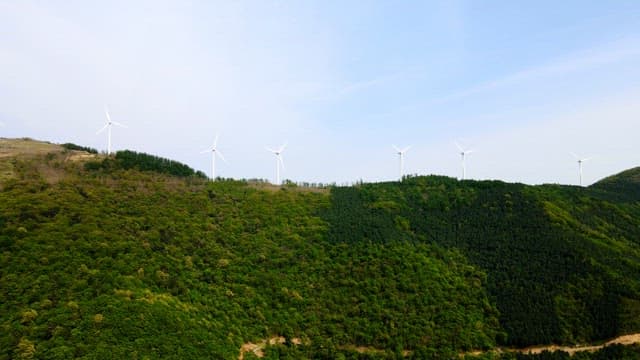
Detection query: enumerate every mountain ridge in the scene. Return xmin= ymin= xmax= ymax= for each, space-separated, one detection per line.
xmin=1 ymin=138 xmax=640 ymax=359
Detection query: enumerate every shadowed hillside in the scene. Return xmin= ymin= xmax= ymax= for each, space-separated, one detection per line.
xmin=590 ymin=166 xmax=640 ymax=202
xmin=323 ymin=175 xmax=640 ymax=348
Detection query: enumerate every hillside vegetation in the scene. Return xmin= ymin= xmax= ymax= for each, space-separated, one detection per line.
xmin=1 ymin=139 xmax=640 ymax=359
xmin=324 ymin=175 xmax=640 ymax=347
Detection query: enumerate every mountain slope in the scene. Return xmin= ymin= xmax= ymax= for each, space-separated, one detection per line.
xmin=323 ymin=176 xmax=640 ymax=347
xmin=1 ymin=138 xmax=640 ymax=359
xmin=590 ymin=166 xmax=640 ymax=202
xmin=0 ymin=139 xmax=499 ymax=359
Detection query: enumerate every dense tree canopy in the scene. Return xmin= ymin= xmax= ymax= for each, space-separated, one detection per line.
xmin=323 ymin=175 xmax=640 ymax=346
xmin=1 ymin=140 xmax=640 ymax=359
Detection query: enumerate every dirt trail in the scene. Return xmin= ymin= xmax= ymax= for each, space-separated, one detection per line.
xmin=238 ymin=333 xmax=640 ymax=359
xmin=514 ymin=333 xmax=640 ymax=355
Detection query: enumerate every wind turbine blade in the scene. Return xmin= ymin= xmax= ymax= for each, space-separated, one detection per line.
xmin=111 ymin=121 xmax=127 ymax=128
xmin=265 ymin=146 xmax=276 ymax=153
xmin=96 ymin=123 xmax=109 ymax=134
xmin=454 ymin=141 xmax=463 ymax=152
xmin=104 ymin=106 xmax=111 ymax=123
xmin=570 ymin=152 xmax=580 ymax=159
xmin=278 ymin=155 xmax=285 ymax=170
xmin=401 ymin=146 xmax=411 ymax=153
xmin=216 ymin=150 xmax=227 ymax=163
xmin=200 ymin=149 xmax=211 ymax=154
xmin=278 ymin=142 xmax=288 ymax=153
xmin=213 ymin=134 xmax=219 ymax=148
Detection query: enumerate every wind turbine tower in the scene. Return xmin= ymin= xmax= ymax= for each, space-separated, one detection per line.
xmin=97 ymin=106 xmax=127 ymax=155
xmin=201 ymin=134 xmax=226 ymax=180
xmin=455 ymin=142 xmax=474 ymax=180
xmin=571 ymin=153 xmax=591 ymax=186
xmin=266 ymin=143 xmax=287 ymax=185
xmin=393 ymin=145 xmax=410 ymax=180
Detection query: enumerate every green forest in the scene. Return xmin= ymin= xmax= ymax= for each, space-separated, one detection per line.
xmin=1 ymin=139 xmax=640 ymax=359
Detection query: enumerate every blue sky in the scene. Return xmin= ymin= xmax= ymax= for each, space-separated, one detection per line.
xmin=1 ymin=0 xmax=639 ymax=185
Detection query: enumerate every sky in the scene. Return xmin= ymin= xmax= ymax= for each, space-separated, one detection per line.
xmin=1 ymin=0 xmax=639 ymax=186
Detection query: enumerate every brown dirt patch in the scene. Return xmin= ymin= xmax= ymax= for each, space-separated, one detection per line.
xmin=66 ymin=153 xmax=99 ymax=162
xmin=238 ymin=336 xmax=303 ymax=360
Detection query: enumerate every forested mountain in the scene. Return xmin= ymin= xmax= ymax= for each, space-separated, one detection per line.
xmin=324 ymin=176 xmax=640 ymax=348
xmin=1 ymin=138 xmax=640 ymax=359
xmin=591 ymin=167 xmax=640 ymax=202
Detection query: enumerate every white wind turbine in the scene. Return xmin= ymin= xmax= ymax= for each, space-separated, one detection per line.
xmin=266 ymin=143 xmax=287 ymax=185
xmin=392 ymin=145 xmax=410 ymax=180
xmin=200 ymin=134 xmax=226 ymax=180
xmin=455 ymin=141 xmax=474 ymax=180
xmin=571 ymin=153 xmax=591 ymax=187
xmin=96 ymin=106 xmax=127 ymax=155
